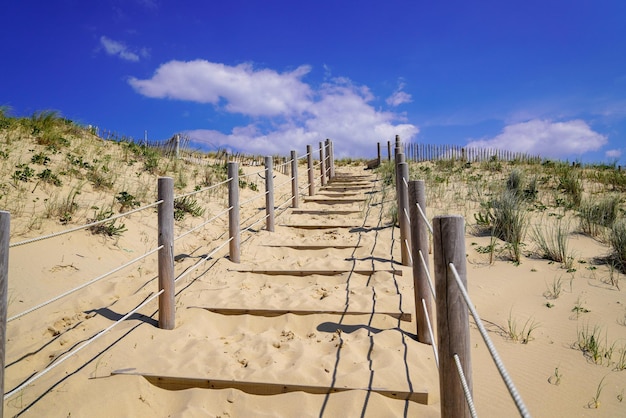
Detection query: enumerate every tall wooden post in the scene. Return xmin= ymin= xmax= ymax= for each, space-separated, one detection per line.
xmin=324 ymin=139 xmax=331 ymax=182
xmin=228 ymin=162 xmax=240 ymax=263
xmin=319 ymin=142 xmax=327 ymax=187
xmin=0 ymin=211 xmax=9 ymax=415
xmin=175 ymin=134 xmax=180 ymax=159
xmin=398 ymin=162 xmax=411 ymax=266
xmin=387 ymin=141 xmax=392 ymax=162
xmin=265 ymin=156 xmax=275 ymax=232
xmin=433 ymin=215 xmax=472 ymax=418
xmin=409 ymin=181 xmax=432 ymax=344
xmin=377 ymin=142 xmax=382 ymax=166
xmin=307 ymin=145 xmax=315 ymax=196
xmin=290 ymin=150 xmax=299 ymax=208
xmin=157 ymin=177 xmax=175 ymax=329
xmin=328 ymin=140 xmax=335 ymax=180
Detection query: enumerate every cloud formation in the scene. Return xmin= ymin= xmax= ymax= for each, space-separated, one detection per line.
xmin=129 ymin=60 xmax=418 ymax=157
xmin=605 ymin=149 xmax=622 ymax=159
xmin=100 ymin=36 xmax=143 ymax=62
xmin=386 ymin=82 xmax=412 ymax=107
xmin=466 ymin=119 xmax=607 ymax=158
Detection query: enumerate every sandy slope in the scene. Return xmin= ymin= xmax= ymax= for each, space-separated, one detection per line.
xmin=3 ymin=163 xmax=625 ymax=417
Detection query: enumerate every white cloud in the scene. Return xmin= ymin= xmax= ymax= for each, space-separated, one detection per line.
xmin=130 ymin=60 xmax=418 ymax=157
xmin=100 ymin=36 xmax=140 ymax=62
xmin=605 ymin=149 xmax=622 ymax=159
xmin=386 ymin=82 xmax=412 ymax=107
xmin=129 ymin=60 xmax=313 ymax=117
xmin=466 ymin=119 xmax=607 ymax=158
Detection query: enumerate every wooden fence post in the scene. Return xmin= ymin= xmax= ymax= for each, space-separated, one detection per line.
xmin=291 ymin=150 xmax=299 ymax=208
xmin=329 ymin=140 xmax=335 ymax=180
xmin=324 ymin=139 xmax=331 ymax=182
xmin=377 ymin=142 xmax=381 ymax=166
xmin=307 ymin=145 xmax=315 ymax=196
xmin=319 ymin=142 xmax=327 ymax=187
xmin=265 ymin=156 xmax=275 ymax=232
xmin=398 ymin=162 xmax=412 ymax=266
xmin=157 ymin=177 xmax=175 ymax=329
xmin=0 ymin=211 xmax=9 ymax=415
xmin=433 ymin=215 xmax=472 ymax=418
xmin=409 ymin=181 xmax=432 ymax=344
xmin=228 ymin=162 xmax=241 ymax=263
xmin=387 ymin=141 xmax=392 ymax=161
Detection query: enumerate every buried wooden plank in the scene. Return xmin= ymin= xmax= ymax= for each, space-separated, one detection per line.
xmin=321 ymin=186 xmax=373 ymax=191
xmin=290 ymin=209 xmax=361 ymax=215
xmin=279 ymin=224 xmax=374 ymax=229
xmin=110 ymin=370 xmax=429 ymax=404
xmin=229 ymin=268 xmax=403 ymax=276
xmin=262 ymin=244 xmax=361 ymax=249
xmin=190 ymin=307 xmax=411 ymax=322
xmin=303 ymin=197 xmax=367 ymax=203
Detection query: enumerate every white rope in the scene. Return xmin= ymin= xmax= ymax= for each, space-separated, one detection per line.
xmin=4 ymin=288 xmax=164 ymax=400
xmin=298 ymin=151 xmax=310 ymax=160
xmin=174 ymin=206 xmax=232 ymax=242
xmin=8 ymin=245 xmax=163 ymax=322
xmin=448 ymin=263 xmax=531 ymax=418
xmin=274 ymin=178 xmax=292 ymax=190
xmin=453 ymin=354 xmax=478 ymax=418
xmin=404 ymin=207 xmax=411 ymax=225
xmin=405 ymin=239 xmax=413 ymax=265
xmin=238 ymin=167 xmax=266 ymax=179
xmin=241 ymin=213 xmax=271 ymax=234
xmin=239 ymin=190 xmax=269 ymax=207
xmin=274 ymin=158 xmax=293 ymax=170
xmin=418 ymin=250 xmax=436 ymax=299
xmin=174 ymin=237 xmax=234 ymax=284
xmin=276 ymin=195 xmax=294 ymax=210
xmin=10 ymin=200 xmax=163 ymax=248
xmin=174 ymin=178 xmax=231 ymax=199
xmin=416 ymin=203 xmax=433 ymax=234
xmin=422 ymin=298 xmax=438 ymax=368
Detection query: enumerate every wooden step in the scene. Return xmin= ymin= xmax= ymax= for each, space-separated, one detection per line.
xmin=290 ymin=209 xmax=361 ymax=215
xmin=111 ymin=370 xmax=429 ymax=404
xmin=303 ymin=197 xmax=366 ymax=204
xmin=263 ymin=244 xmax=360 ymax=249
xmin=191 ymin=307 xmax=411 ymax=322
xmin=229 ymin=268 xmax=403 ymax=276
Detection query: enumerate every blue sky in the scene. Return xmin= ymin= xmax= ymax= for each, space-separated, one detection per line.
xmin=1 ymin=1 xmax=625 ymax=162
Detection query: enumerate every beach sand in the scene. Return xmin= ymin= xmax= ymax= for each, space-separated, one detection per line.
xmin=3 ymin=160 xmax=625 ymax=417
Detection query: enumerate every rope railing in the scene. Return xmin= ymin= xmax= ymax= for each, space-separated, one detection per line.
xmin=9 ymin=200 xmax=164 ymax=248
xmin=387 ymin=138 xmax=530 ymax=417
xmin=422 ymin=298 xmax=438 ymax=367
xmin=7 ymin=245 xmax=163 ymax=322
xmin=418 ymin=250 xmax=436 ymax=299
xmin=1 ymin=141 xmax=337 ymax=411
xmin=448 ymin=263 xmax=531 ymax=418
xmin=173 ymin=236 xmax=234 ymax=285
xmin=238 ymin=166 xmax=266 ymax=179
xmin=174 ymin=206 xmax=233 ymax=242
xmin=174 ymin=177 xmax=231 ymax=200
xmin=453 ymin=353 xmax=478 ymax=418
xmin=4 ymin=287 xmax=165 ymax=400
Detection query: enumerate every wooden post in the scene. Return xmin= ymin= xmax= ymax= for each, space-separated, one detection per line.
xmin=329 ymin=140 xmax=335 ymax=180
xmin=324 ymin=139 xmax=331 ymax=181
xmin=0 ymin=211 xmax=9 ymax=415
xmin=157 ymin=177 xmax=175 ymax=330
xmin=433 ymin=215 xmax=472 ymax=418
xmin=409 ymin=181 xmax=432 ymax=344
xmin=398 ymin=162 xmax=411 ymax=266
xmin=319 ymin=142 xmax=327 ymax=187
xmin=228 ymin=162 xmax=240 ymax=263
xmin=175 ymin=134 xmax=180 ymax=159
xmin=307 ymin=145 xmax=315 ymax=196
xmin=377 ymin=142 xmax=381 ymax=166
xmin=290 ymin=150 xmax=299 ymax=208
xmin=387 ymin=141 xmax=392 ymax=161
xmin=265 ymin=156 xmax=275 ymax=232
